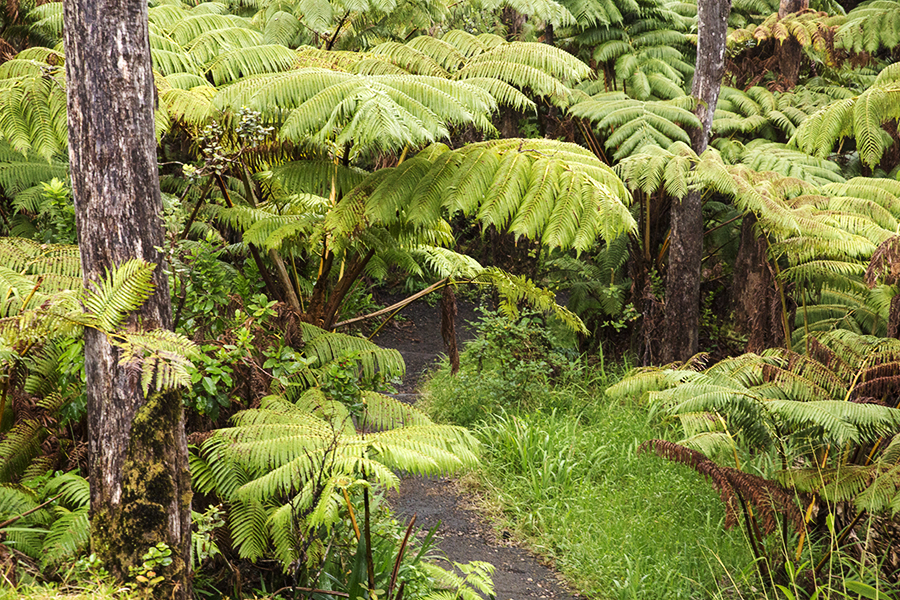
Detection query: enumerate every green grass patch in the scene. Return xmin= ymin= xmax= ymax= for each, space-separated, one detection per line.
xmin=420 ymin=313 xmax=756 ymax=599
xmin=475 ymin=406 xmax=754 ymax=600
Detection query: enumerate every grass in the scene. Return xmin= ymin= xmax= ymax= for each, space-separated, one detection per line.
xmin=474 ymin=404 xmax=755 ymax=600
xmin=420 ymin=321 xmax=756 ymax=600
xmin=0 ymin=583 xmax=138 ymax=600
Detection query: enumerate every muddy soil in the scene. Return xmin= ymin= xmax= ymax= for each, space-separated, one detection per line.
xmin=369 ymin=290 xmax=580 ymax=600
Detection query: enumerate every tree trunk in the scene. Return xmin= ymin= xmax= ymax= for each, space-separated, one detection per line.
xmin=63 ymin=1 xmax=192 ymax=598
xmin=732 ymin=215 xmax=785 ymax=352
xmin=775 ymin=0 xmax=809 ymax=90
xmin=662 ymin=0 xmax=731 ymax=363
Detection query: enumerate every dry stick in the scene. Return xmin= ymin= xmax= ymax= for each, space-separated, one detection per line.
xmin=0 ymin=494 xmax=62 ymax=530
xmin=331 ymin=278 xmax=450 ymax=331
xmin=271 ymin=586 xmax=349 ymax=598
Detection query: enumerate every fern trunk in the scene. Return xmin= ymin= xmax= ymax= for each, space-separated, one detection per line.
xmin=732 ymin=215 xmax=786 ymax=352
xmin=63 ymin=1 xmax=192 ymax=597
xmin=775 ymin=0 xmax=808 ymax=90
xmin=663 ymin=0 xmax=731 ymax=363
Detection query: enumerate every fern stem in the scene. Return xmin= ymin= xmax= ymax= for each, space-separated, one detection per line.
xmin=213 ymin=174 xmax=281 ymax=301
xmin=326 ymin=10 xmax=351 ymax=50
xmin=342 ymin=488 xmax=361 ymax=541
xmin=270 ymin=249 xmax=301 ymax=311
xmin=178 ymin=177 xmax=214 ymax=241
xmin=290 ymin=254 xmax=305 ymax=313
xmin=736 ymin=490 xmax=767 ymax=578
xmin=363 ymin=484 xmax=376 ymax=591
xmin=768 ymin=237 xmax=792 ymax=351
xmin=388 ymin=515 xmax=416 ymax=600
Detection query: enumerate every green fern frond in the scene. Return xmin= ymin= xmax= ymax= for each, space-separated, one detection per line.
xmin=297 ymin=322 xmax=406 ymax=382
xmin=409 ymin=246 xmax=483 ymax=279
xmin=472 ymin=267 xmax=586 ymax=334
xmin=186 ymin=26 xmax=266 ymax=66
xmin=368 ymin=41 xmax=450 ymax=77
xmin=80 ymin=259 xmax=156 ymax=332
xmin=571 ymin=93 xmax=699 ymax=161
xmin=734 ymin=140 xmax=845 ymax=185
xmin=405 ymin=36 xmax=466 ymax=71
xmin=269 ymin=160 xmax=366 ymax=199
xmin=0 ymin=420 xmax=45 ymax=482
xmin=166 ymin=13 xmax=256 ymax=47
xmin=205 ymin=44 xmax=298 ymax=85
xmin=836 ymin=0 xmax=900 ymax=53
xmin=0 ymin=53 xmax=68 ymax=160
xmin=115 ymin=329 xmax=199 ymax=395
xmin=41 ymin=506 xmax=89 ymax=566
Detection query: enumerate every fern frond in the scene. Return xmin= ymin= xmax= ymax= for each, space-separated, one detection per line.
xmin=80 ymin=259 xmax=156 ymax=332
xmin=115 ymin=329 xmax=199 ymax=395
xmin=205 ymin=44 xmax=298 ymax=85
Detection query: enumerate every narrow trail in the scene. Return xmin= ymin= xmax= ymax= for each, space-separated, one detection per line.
xmin=369 ymin=293 xmax=580 ymax=600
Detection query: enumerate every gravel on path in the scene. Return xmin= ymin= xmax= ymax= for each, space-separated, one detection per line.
xmin=369 ymin=290 xmax=580 ymax=600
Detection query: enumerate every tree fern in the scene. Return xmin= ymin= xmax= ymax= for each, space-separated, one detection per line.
xmin=726 ymin=140 xmax=845 ymax=185
xmin=0 ymin=48 xmax=68 ymax=160
xmin=714 ymin=86 xmax=813 ymax=142
xmin=836 ymin=0 xmax=900 ymax=54
xmin=354 ymin=139 xmax=635 ymax=252
xmin=192 ymin=384 xmax=479 ymax=569
xmin=571 ymin=0 xmax=694 ymax=101
xmin=570 ymin=92 xmax=700 ymax=160
xmin=612 ymin=331 xmax=900 ymax=539
xmin=791 ymin=80 xmax=900 ymax=168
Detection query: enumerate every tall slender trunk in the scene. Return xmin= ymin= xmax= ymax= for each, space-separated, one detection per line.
xmin=662 ymin=0 xmax=731 ymax=363
xmin=64 ymin=1 xmax=191 ymax=597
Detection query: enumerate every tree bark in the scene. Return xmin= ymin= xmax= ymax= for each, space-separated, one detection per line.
xmin=732 ymin=215 xmax=785 ymax=352
xmin=64 ymin=1 xmax=192 ymax=597
xmin=662 ymin=0 xmax=731 ymax=363
xmin=775 ymin=0 xmax=809 ymax=90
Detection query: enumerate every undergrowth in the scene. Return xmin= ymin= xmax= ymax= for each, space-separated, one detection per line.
xmin=421 ymin=310 xmax=755 ymax=600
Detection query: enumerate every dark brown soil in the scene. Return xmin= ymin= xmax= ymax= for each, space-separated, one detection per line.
xmin=370 ymin=290 xmax=580 ymax=600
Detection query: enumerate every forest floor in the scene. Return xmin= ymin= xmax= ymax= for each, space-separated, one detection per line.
xmin=369 ymin=291 xmax=580 ymax=600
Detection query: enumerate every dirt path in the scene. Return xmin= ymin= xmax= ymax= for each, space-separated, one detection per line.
xmin=370 ymin=292 xmax=580 ymax=600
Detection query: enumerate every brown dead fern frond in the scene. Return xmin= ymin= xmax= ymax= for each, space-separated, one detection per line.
xmin=640 ymin=439 xmax=805 ymax=534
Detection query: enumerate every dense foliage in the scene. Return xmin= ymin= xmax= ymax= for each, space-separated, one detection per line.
xmin=3 ymin=0 xmax=900 ymax=597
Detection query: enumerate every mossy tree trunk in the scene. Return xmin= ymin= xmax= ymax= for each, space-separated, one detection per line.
xmin=63 ymin=1 xmax=192 ymax=598
xmin=662 ymin=0 xmax=731 ymax=363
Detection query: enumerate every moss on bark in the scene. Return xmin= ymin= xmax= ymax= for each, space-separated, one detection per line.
xmin=90 ymin=392 xmax=191 ymax=598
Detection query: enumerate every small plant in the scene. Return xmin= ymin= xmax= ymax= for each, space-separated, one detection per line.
xmin=423 ymin=307 xmax=579 ymax=426
xmin=128 ymin=542 xmax=172 ymax=587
